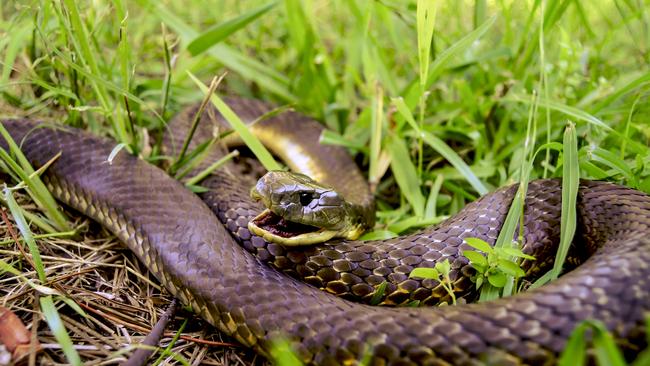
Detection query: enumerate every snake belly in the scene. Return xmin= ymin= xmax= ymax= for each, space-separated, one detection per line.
xmin=1 ymin=117 xmax=649 ymax=365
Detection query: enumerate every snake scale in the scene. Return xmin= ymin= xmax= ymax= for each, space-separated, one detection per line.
xmin=1 ymin=97 xmax=649 ymax=365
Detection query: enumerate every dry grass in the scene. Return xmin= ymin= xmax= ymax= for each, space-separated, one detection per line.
xmin=0 ymin=191 xmax=263 ymax=365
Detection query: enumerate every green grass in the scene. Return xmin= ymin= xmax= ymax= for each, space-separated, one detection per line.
xmin=1 ymin=0 xmax=650 ymax=364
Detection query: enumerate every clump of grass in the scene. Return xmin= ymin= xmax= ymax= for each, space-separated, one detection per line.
xmin=559 ymin=317 xmax=650 ymax=366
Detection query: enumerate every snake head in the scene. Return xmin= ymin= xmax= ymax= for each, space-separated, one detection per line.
xmin=249 ymin=171 xmax=363 ymax=246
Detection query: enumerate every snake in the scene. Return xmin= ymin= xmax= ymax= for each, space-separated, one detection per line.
xmin=1 ymin=97 xmax=649 ymax=365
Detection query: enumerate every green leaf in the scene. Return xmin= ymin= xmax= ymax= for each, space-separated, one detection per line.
xmin=435 ymin=259 xmax=451 ymax=275
xmin=394 ymin=96 xmax=489 ymax=196
xmin=464 ymin=237 xmax=493 ymax=253
xmin=185 ymin=150 xmax=240 ymax=187
xmin=0 ymin=257 xmax=22 ymax=277
xmin=48 ymin=46 xmax=164 ymax=127
xmin=391 ymin=97 xmax=418 ymax=132
xmin=462 ymin=250 xmax=487 ymax=268
xmin=153 ymin=319 xmax=191 ymax=366
xmin=319 ymin=130 xmax=367 ymax=151
xmin=58 ymin=0 xmax=131 ymax=143
xmin=498 ymin=247 xmax=536 ymax=260
xmin=393 ymin=97 xmax=488 ymax=195
xmin=592 ymin=330 xmax=627 ymax=366
xmin=409 ymin=267 xmax=440 ymax=280
xmin=498 ymin=259 xmax=526 ymax=278
xmin=186 ymin=184 xmax=210 ymax=193
xmin=187 ymin=2 xmax=278 ymax=56
xmin=487 ymin=271 xmax=507 ymax=288
xmin=479 ymin=187 xmax=526 ymax=301
xmin=475 ymin=275 xmax=484 ymax=289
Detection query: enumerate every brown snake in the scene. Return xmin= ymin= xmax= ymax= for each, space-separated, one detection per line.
xmin=1 ymin=98 xmax=649 ymax=365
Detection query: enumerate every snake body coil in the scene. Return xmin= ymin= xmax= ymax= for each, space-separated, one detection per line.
xmin=1 ymin=108 xmax=649 ymax=365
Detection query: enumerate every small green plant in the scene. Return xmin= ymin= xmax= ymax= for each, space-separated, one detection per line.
xmin=409 ymin=258 xmax=457 ymax=305
xmin=462 ymin=237 xmax=534 ymax=291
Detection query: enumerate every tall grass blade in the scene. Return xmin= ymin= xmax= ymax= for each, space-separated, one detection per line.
xmin=152 ymin=319 xmax=189 ymax=366
xmin=188 ymin=71 xmax=280 ymax=171
xmin=160 ymin=24 xmax=172 ymax=119
xmin=589 ymin=71 xmax=650 ymax=113
xmin=386 ymin=134 xmax=425 ymax=217
xmin=424 ymin=174 xmax=444 ymax=219
xmin=0 ymin=195 xmax=58 ymax=234
xmin=171 ymin=75 xmax=223 ymax=174
xmin=416 ymin=0 xmax=437 ymax=91
xmin=585 ymin=146 xmax=636 ymax=184
xmin=420 ymin=132 xmax=488 ymax=195
xmin=4 ymin=187 xmax=46 ymax=283
xmin=185 ymin=150 xmax=239 ymax=187
xmin=40 ymin=295 xmax=82 ymax=366
xmin=187 ymin=2 xmax=277 ymax=56
xmin=392 ymin=97 xmax=488 ymax=195
xmin=1 ymin=23 xmax=29 ymax=87
xmin=506 ymin=94 xmax=612 ymax=131
xmin=551 ymin=122 xmax=579 ymax=280
xmin=403 ymin=16 xmax=496 ymax=108
xmin=368 ymin=84 xmax=385 ymax=188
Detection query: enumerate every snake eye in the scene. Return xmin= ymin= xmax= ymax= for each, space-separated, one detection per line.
xmin=299 ymin=192 xmax=313 ymax=206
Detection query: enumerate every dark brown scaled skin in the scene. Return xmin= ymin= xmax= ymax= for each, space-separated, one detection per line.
xmin=2 ymin=114 xmax=649 ymax=365
xmin=204 ymin=171 xmax=570 ymax=306
xmin=165 ymin=99 xmax=597 ymax=306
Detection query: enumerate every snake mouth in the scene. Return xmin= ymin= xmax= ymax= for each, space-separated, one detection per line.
xmin=248 ymin=209 xmax=338 ymax=246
